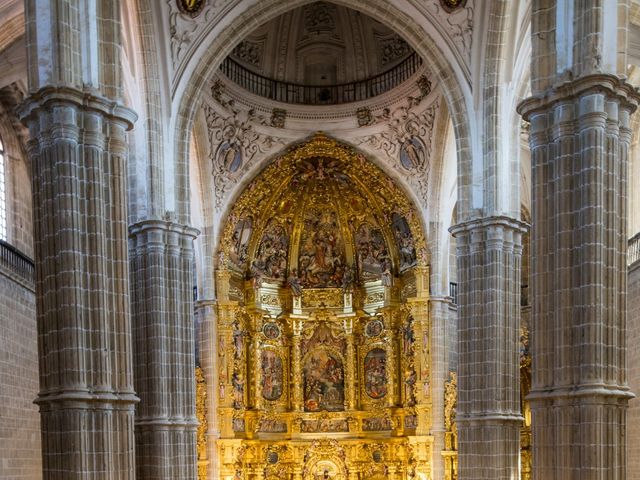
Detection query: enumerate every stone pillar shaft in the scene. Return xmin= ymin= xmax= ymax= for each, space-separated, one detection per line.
xmin=129 ymin=220 xmax=199 ymax=479
xmin=428 ymin=297 xmax=450 ymax=479
xmin=451 ymin=216 xmax=526 ymax=480
xmin=520 ymin=75 xmax=638 ymax=480
xmin=21 ymin=87 xmax=138 ymax=479
xmin=21 ymin=1 xmax=138 ymax=477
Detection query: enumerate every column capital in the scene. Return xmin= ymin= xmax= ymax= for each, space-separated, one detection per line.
xmin=19 ymin=85 xmax=137 ymax=128
xmin=128 ymin=218 xmax=200 ymax=239
xmin=449 ymin=215 xmax=529 ymax=237
xmin=518 ymin=73 xmax=640 ymax=121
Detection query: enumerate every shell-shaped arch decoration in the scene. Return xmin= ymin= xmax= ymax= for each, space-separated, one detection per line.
xmin=219 ymin=133 xmax=428 ymax=286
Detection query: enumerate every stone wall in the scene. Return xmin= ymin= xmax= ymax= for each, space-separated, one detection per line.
xmin=0 ymin=269 xmax=40 ymax=479
xmin=628 ymin=261 xmax=640 ymax=479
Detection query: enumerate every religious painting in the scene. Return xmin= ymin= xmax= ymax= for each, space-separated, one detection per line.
xmin=298 ymin=209 xmax=345 ymax=287
xmin=261 ymin=350 xmax=283 ymax=401
xmin=364 ymin=348 xmax=387 ymax=399
xmin=399 ymin=137 xmax=426 ymax=171
xmin=217 ymin=141 xmax=243 ymax=173
xmin=254 ymin=220 xmax=289 ymax=281
xmin=301 ymin=418 xmax=348 ymax=433
xmin=405 ymin=415 xmax=418 ymax=429
xmin=230 ymin=217 xmax=252 ymax=266
xmin=392 ymin=212 xmax=417 ymax=270
xmin=303 ymin=348 xmax=345 ymax=412
xmin=362 ymin=417 xmax=392 ymax=431
xmin=354 ymin=222 xmax=389 ymax=281
xmin=232 ymin=417 xmax=245 ymax=432
xmin=258 ymin=417 xmax=287 ymax=433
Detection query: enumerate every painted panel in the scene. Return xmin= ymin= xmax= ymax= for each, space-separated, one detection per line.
xmin=364 ymin=348 xmax=387 ymax=399
xmin=261 ymin=350 xmax=283 ymax=401
xmin=303 ymin=349 xmax=345 ymax=411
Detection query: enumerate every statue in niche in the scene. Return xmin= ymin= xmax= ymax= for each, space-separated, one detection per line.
xmin=341 ymin=266 xmax=354 ymax=292
xmin=287 ymin=269 xmax=303 ymax=297
xmin=232 ymin=371 xmax=244 ymax=408
xmin=230 ymin=217 xmax=252 ymax=266
xmin=250 ymin=260 xmax=264 ymax=288
xmin=381 ymin=264 xmax=393 ymax=287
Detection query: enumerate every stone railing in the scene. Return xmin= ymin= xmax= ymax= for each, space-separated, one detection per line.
xmin=0 ymin=239 xmax=34 ymax=286
xmin=630 ymin=232 xmax=640 ymax=267
xmin=220 ymin=52 xmax=422 ymax=105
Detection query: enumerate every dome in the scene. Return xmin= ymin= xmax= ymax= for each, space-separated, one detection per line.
xmin=222 ymin=2 xmax=422 ymax=105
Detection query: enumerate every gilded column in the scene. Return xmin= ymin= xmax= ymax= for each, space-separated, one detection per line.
xmin=20 ymin=1 xmax=138 ymax=477
xmin=344 ymin=317 xmax=357 ymax=410
xmin=384 ymin=314 xmax=398 ymax=408
xmin=291 ymin=319 xmax=304 ymax=411
xmin=252 ymin=326 xmax=263 ymax=410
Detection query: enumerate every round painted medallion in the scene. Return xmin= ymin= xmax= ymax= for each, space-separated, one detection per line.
xmin=262 ymin=322 xmax=281 ymax=340
xmin=365 ymin=319 xmax=383 ymax=337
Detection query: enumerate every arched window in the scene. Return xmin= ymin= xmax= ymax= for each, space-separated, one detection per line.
xmin=0 ymin=135 xmax=5 ymax=240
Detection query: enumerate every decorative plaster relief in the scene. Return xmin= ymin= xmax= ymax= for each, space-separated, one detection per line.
xmin=204 ymin=101 xmax=285 ymax=210
xmin=169 ymin=0 xmax=233 ymax=68
xmin=424 ymin=0 xmax=474 ymax=64
xmin=354 ymin=99 xmax=440 ymax=207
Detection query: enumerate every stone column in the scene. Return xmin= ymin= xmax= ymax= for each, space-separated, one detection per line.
xmin=427 ymin=297 xmax=450 ymax=480
xmin=518 ymin=2 xmax=639 ymax=478
xmin=520 ymin=76 xmax=637 ymax=480
xmin=129 ymin=219 xmax=199 ymax=479
xmin=450 ymin=217 xmax=526 ymax=480
xmin=20 ymin=1 xmax=138 ymax=478
xmin=196 ymin=299 xmax=219 ymax=479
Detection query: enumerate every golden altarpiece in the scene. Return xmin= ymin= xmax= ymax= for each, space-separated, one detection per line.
xmin=211 ymin=135 xmax=433 ymax=479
